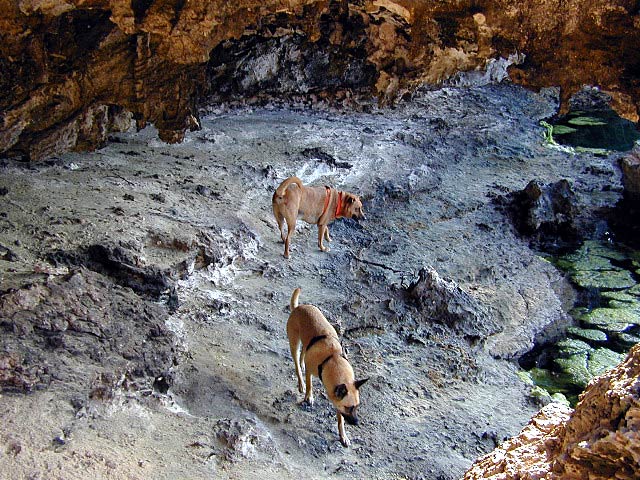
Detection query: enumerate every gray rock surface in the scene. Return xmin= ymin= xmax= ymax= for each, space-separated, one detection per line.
xmin=0 ymin=84 xmax=626 ymax=479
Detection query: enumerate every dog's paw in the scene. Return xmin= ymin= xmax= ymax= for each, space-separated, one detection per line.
xmin=340 ymin=436 xmax=351 ymax=448
xmin=300 ymin=398 xmax=314 ymax=410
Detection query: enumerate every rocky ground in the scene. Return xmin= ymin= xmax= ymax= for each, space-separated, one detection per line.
xmin=0 ymin=84 xmax=628 ymax=479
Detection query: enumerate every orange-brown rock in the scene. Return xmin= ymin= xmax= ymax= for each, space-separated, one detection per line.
xmin=463 ymin=343 xmax=640 ymax=480
xmin=1 ymin=1 xmax=639 ymax=160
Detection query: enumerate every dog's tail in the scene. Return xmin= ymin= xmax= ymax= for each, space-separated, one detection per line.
xmin=290 ymin=287 xmax=301 ymax=311
xmin=275 ymin=176 xmax=304 ymax=198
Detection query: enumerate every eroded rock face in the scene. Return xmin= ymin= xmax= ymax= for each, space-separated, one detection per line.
xmin=0 ymin=267 xmax=177 ymax=395
xmin=1 ymin=0 xmax=639 ymax=160
xmin=463 ymin=343 xmax=640 ymax=480
xmin=409 ymin=267 xmax=502 ymax=342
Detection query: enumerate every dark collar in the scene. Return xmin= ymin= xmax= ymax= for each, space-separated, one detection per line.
xmin=306 ymin=335 xmax=327 ymax=351
xmin=318 ymin=354 xmax=334 ymax=382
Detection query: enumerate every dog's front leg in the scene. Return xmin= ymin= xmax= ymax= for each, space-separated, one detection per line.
xmin=337 ymin=412 xmax=350 ymax=447
xmin=317 ymin=225 xmax=330 ymax=252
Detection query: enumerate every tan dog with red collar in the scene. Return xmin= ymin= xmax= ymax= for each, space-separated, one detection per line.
xmin=272 ymin=176 xmax=365 ymax=258
xmin=286 ymin=287 xmax=368 ymax=447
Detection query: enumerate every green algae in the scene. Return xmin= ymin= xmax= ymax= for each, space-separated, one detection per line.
xmin=567 ymin=116 xmax=608 ymax=126
xmin=566 ymin=326 xmax=607 ymax=343
xmin=529 ymin=368 xmax=569 ymax=394
xmin=588 ymin=348 xmax=625 ymax=377
xmin=556 ymin=338 xmax=592 ymax=356
xmin=522 ymin=241 xmax=640 ymax=407
xmin=579 ymin=307 xmax=640 ymax=332
xmin=629 ymin=284 xmax=640 ymax=296
xmin=601 ymin=291 xmax=638 ymax=303
xmin=553 ymin=354 xmax=591 ymax=389
xmin=550 ymin=392 xmax=571 ymax=407
xmin=574 ymin=240 xmax=628 ymax=262
xmin=551 ymin=124 xmax=578 ymax=135
xmin=571 ymin=269 xmax=636 ymax=290
xmin=610 ymin=332 xmax=640 ymax=350
xmin=555 ymin=254 xmax=614 ymax=272
xmin=517 ymin=370 xmax=534 ymax=385
xmin=557 ymin=241 xmax=636 ymax=290
xmin=608 ymin=299 xmax=640 ymax=311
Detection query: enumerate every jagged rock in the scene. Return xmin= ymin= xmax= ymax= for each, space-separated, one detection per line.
xmin=612 ymin=149 xmax=640 ymax=248
xmin=408 ymin=267 xmax=501 ymax=342
xmin=47 ymin=243 xmax=173 ymax=300
xmin=213 ymin=417 xmax=278 ymax=464
xmin=2 ymin=1 xmax=640 ymax=160
xmin=0 ymin=269 xmax=177 ymax=393
xmin=463 ymin=343 xmax=640 ymax=480
xmin=620 ymin=150 xmax=640 ymax=201
xmin=507 ymin=179 xmax=578 ymax=250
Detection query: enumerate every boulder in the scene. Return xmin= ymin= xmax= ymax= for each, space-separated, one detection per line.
xmin=463 ymin=343 xmax=640 ymax=480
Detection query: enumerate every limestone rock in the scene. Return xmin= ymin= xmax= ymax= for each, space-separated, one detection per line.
xmin=621 ymin=150 xmax=640 ymax=201
xmin=408 ymin=267 xmax=501 ymax=341
xmin=463 ymin=343 xmax=640 ymax=480
xmin=613 ymin=149 xmax=640 ymax=248
xmin=2 ymin=1 xmax=640 ymax=160
xmin=507 ymin=179 xmax=578 ymax=250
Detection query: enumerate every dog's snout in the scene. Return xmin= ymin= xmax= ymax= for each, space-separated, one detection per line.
xmin=344 ymin=414 xmax=359 ymax=426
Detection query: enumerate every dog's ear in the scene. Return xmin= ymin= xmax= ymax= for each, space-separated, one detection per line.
xmin=355 ymin=378 xmax=369 ymax=390
xmin=334 ymin=384 xmax=348 ymax=399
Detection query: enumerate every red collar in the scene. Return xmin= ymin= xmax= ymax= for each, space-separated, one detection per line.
xmin=321 ymin=186 xmax=331 ymax=218
xmin=335 ymin=191 xmax=343 ymax=218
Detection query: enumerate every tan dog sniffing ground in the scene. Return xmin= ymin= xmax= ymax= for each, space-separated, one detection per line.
xmin=286 ymin=287 xmax=368 ymax=447
xmin=272 ymin=176 xmax=365 ymax=258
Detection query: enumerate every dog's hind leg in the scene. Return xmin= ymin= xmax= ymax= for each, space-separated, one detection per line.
xmin=288 ymin=338 xmax=304 ymax=393
xmin=274 ymin=211 xmax=286 ymax=242
xmin=304 ymin=368 xmax=314 ymax=405
xmin=284 ymin=222 xmax=295 ymax=258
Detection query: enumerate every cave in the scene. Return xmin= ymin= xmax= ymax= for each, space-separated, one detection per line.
xmin=1 ymin=2 xmax=640 ymax=479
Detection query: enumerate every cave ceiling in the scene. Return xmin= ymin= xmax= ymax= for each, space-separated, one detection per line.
xmin=1 ymin=0 xmax=639 ymax=161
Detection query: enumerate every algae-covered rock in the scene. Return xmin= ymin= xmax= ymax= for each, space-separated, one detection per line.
xmin=587 ymin=348 xmax=625 ymax=377
xmin=556 ymin=254 xmax=614 ymax=272
xmin=571 ymin=269 xmax=636 ymax=290
xmin=554 ymin=353 xmax=591 ymax=389
xmin=551 ymin=124 xmax=578 ymax=135
xmin=556 ymin=338 xmax=593 ymax=356
xmin=530 ymin=385 xmax=552 ymax=402
xmin=550 ymin=392 xmax=571 ymax=407
xmin=556 ymin=241 xmax=637 ymax=290
xmin=569 ymin=306 xmax=589 ymax=318
xmin=601 ymin=291 xmax=638 ymax=303
xmin=579 ymin=307 xmax=640 ymax=332
xmin=610 ymin=332 xmax=640 ymax=349
xmin=566 ymin=326 xmax=607 ymax=343
xmin=629 ymin=284 xmax=640 ymax=296
xmin=567 ymin=116 xmax=608 ymax=126
xmin=517 ymin=370 xmax=534 ymax=385
xmin=608 ymin=299 xmax=640 ymax=311
xmin=529 ymin=368 xmax=570 ymax=394
xmin=570 ymin=241 xmax=628 ymax=262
